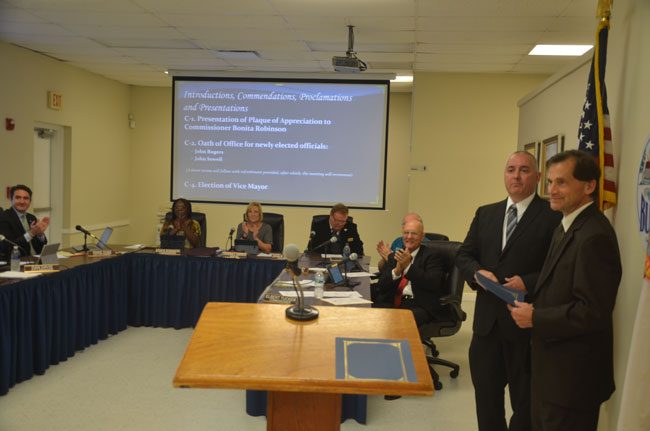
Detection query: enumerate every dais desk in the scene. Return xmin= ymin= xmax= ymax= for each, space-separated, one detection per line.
xmin=173 ymin=302 xmax=434 ymax=431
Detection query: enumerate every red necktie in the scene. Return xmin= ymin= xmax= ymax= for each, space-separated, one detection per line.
xmin=394 ymin=275 xmax=408 ymax=307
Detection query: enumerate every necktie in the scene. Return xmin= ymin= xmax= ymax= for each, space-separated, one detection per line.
xmin=505 ymin=204 xmax=518 ymax=243
xmin=549 ymin=225 xmax=565 ymax=258
xmin=394 ymin=275 xmax=409 ymax=307
xmin=20 ymin=215 xmax=35 ymax=255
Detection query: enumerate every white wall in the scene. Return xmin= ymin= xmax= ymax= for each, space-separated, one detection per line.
xmin=411 ymin=73 xmax=548 ymax=241
xmin=0 ymin=42 xmax=132 ymax=246
xmin=517 ymin=0 xmax=650 ymax=428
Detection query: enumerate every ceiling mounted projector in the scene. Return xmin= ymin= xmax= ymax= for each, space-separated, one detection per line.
xmin=332 ymin=25 xmax=367 ymax=73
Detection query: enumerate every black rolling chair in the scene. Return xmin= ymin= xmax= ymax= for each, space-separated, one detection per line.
xmin=310 ymin=214 xmax=353 ymax=231
xmin=424 ymin=232 xmax=449 ymax=242
xmin=419 ymin=240 xmax=467 ymax=390
xmin=262 ymin=212 xmax=284 ymax=253
xmin=165 ymin=211 xmax=207 ymax=247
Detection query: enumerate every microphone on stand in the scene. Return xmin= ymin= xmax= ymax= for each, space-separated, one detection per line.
xmin=308 ymin=236 xmax=338 ymax=253
xmin=340 ymin=251 xmax=360 ymax=288
xmin=0 ymin=234 xmax=28 ymax=255
xmin=226 ymin=227 xmax=235 ymax=250
xmin=283 ymin=244 xmax=319 ymax=321
xmin=75 ymin=225 xmax=114 ymax=252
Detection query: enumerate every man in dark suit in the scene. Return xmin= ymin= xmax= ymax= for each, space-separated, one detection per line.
xmin=372 ymin=218 xmax=446 ymax=326
xmin=510 ymin=150 xmax=621 ymax=431
xmin=307 ymin=203 xmax=364 ymax=255
xmin=456 ymin=151 xmax=561 ymax=431
xmin=0 ymin=184 xmax=49 ymax=259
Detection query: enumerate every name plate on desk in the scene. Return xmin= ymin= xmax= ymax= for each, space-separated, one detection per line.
xmin=88 ymin=250 xmax=113 ymax=257
xmin=220 ymin=251 xmax=247 ymax=259
xmin=155 ymin=248 xmax=182 ymax=256
xmin=24 ymin=264 xmax=60 ymax=273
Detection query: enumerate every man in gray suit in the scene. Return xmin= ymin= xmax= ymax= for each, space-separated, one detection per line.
xmin=510 ymin=150 xmax=621 ymax=431
xmin=457 ymin=151 xmax=560 ymax=431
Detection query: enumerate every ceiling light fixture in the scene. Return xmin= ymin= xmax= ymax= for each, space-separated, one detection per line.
xmin=528 ymin=45 xmax=593 ymax=56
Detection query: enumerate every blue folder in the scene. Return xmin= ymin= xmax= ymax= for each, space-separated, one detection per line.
xmin=474 ymin=271 xmax=526 ymax=305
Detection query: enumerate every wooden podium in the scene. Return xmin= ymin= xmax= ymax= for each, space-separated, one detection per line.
xmin=173 ymin=302 xmax=433 ymax=431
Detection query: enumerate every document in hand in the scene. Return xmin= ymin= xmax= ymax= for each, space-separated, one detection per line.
xmin=474 ymin=271 xmax=525 ymax=305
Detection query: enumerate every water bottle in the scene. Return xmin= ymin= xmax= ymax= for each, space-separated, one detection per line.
xmin=314 ymin=271 xmax=325 ymax=299
xmin=10 ymin=246 xmax=20 ymax=272
xmin=342 ymin=244 xmax=351 ymax=259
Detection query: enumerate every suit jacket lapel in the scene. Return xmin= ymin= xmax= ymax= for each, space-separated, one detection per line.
xmin=533 ymin=204 xmax=596 ymax=296
xmin=9 ymin=209 xmax=26 ymax=235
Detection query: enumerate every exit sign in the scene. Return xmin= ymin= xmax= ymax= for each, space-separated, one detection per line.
xmin=47 ymin=91 xmax=63 ymax=110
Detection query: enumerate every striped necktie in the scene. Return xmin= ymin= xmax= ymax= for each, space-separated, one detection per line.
xmin=20 ymin=214 xmax=36 ymax=255
xmin=505 ymin=204 xmax=518 ymax=243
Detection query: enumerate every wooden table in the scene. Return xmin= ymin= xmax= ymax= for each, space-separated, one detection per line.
xmin=173 ymin=302 xmax=434 ymax=431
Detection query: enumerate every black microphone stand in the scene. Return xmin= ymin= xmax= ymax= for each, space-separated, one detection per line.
xmin=342 ymin=259 xmax=360 ymax=289
xmin=81 ymin=232 xmax=89 ymax=252
xmin=226 ymin=230 xmax=234 ymax=250
xmin=285 ymin=267 xmax=319 ymax=321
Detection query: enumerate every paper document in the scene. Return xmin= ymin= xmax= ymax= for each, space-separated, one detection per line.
xmin=274 ymin=280 xmax=314 ymax=288
xmin=279 ymin=290 xmax=315 ymax=297
xmin=323 ymin=291 xmax=362 ymax=298
xmin=125 ymin=244 xmax=146 ymax=249
xmin=321 ymin=297 xmax=372 ymax=306
xmin=308 ymin=267 xmax=328 ymax=273
xmin=344 ymin=271 xmax=373 ymax=278
xmin=0 ymin=271 xmax=42 ymax=279
xmin=474 ymin=271 xmax=525 ymax=305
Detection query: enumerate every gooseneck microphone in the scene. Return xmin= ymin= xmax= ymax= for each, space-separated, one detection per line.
xmin=226 ymin=227 xmax=235 ymax=250
xmin=0 ymin=234 xmax=28 ymax=255
xmin=283 ymin=244 xmax=319 ymax=321
xmin=340 ymin=251 xmax=360 ymax=288
xmin=308 ymin=236 xmax=338 ymax=253
xmin=75 ymin=225 xmax=113 ymax=251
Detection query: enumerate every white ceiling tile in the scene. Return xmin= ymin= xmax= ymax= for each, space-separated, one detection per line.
xmin=31 ymin=11 xmax=166 ymax=26
xmin=270 ymin=0 xmax=416 ymax=17
xmin=283 ymin=16 xmax=415 ymax=31
xmin=416 ymin=52 xmax=522 ymax=64
xmin=10 ymin=0 xmax=144 ymax=12
xmin=417 ymin=43 xmax=532 ymax=55
xmin=417 ymin=30 xmax=542 ymax=44
xmin=0 ymin=0 xmax=596 ymax=85
xmin=157 ymin=13 xmax=288 ymax=28
xmin=417 ymin=16 xmax=555 ymax=32
xmin=417 ymin=0 xmax=575 ymax=17
xmin=134 ymin=0 xmax=277 ymax=15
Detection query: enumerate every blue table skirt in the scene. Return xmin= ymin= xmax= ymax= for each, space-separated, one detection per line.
xmin=0 ymin=253 xmax=367 ymax=424
xmin=0 ymin=253 xmax=285 ymax=396
xmin=0 ymin=257 xmax=129 ymax=396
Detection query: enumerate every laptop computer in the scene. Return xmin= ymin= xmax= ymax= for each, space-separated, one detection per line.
xmin=326 ymin=263 xmax=345 ymax=286
xmin=160 ymin=234 xmax=185 ymax=250
xmin=39 ymin=243 xmax=60 ymax=265
xmin=96 ymin=227 xmax=113 ymax=250
xmin=72 ymin=227 xmax=113 ymax=251
xmin=234 ymin=239 xmax=259 ymax=254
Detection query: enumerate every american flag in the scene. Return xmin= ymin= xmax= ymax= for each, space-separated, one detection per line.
xmin=578 ymin=18 xmax=617 ymax=210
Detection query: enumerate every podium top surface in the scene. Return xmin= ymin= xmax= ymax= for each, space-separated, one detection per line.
xmin=173 ymin=302 xmax=433 ymax=396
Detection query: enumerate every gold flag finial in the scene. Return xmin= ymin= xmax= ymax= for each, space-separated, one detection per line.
xmin=597 ymin=0 xmax=612 ymax=20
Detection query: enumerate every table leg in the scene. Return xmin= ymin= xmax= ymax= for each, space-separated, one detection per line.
xmin=267 ymin=391 xmax=342 ymax=431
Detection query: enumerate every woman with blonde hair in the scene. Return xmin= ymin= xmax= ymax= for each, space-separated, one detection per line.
xmin=236 ymin=201 xmax=272 ymax=253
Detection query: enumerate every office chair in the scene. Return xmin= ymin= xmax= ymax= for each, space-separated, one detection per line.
xmin=262 ymin=212 xmax=284 ymax=253
xmin=310 ymin=214 xmax=353 ymax=231
xmin=165 ymin=211 xmax=207 ymax=247
xmin=418 ymin=240 xmax=466 ymax=390
xmin=424 ymin=232 xmax=449 ymax=242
